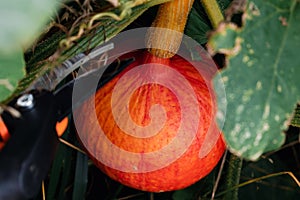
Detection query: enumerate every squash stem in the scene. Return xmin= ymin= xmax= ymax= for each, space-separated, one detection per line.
xmin=146 ymin=0 xmax=194 ymax=58
xmin=201 ymin=0 xmax=224 ymax=29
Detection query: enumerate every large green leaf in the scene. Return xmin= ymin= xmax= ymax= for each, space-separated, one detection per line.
xmin=0 ymin=49 xmax=25 ymax=102
xmin=0 ymin=0 xmax=60 ymax=102
xmin=0 ymin=0 xmax=60 ymax=54
xmin=208 ymin=0 xmax=300 ymax=160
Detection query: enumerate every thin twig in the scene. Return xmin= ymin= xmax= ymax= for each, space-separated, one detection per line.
xmin=42 ymin=180 xmax=46 ymax=200
xmin=216 ymin=171 xmax=300 ymax=197
xmin=58 ymin=138 xmax=86 ymax=154
xmin=263 ymin=137 xmax=300 ymax=157
xmin=118 ymin=193 xmax=144 ymax=200
xmin=211 ymin=150 xmax=228 ymax=200
xmin=149 ymin=192 xmax=154 ymax=200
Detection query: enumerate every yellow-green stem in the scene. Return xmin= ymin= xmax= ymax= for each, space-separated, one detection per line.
xmin=201 ymin=0 xmax=224 ymax=29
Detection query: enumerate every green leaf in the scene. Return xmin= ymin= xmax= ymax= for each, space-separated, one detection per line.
xmin=0 ymin=49 xmax=25 ymax=102
xmin=185 ymin=6 xmax=211 ymax=45
xmin=209 ymin=0 xmax=300 ymax=160
xmin=0 ymin=0 xmax=60 ymax=54
xmin=16 ymin=0 xmax=170 ymax=97
xmin=46 ymin=142 xmax=67 ymax=199
xmin=47 ymin=129 xmax=75 ymax=199
xmin=0 ymin=0 xmax=60 ymax=102
xmin=185 ymin=0 xmax=231 ymax=45
xmin=72 ymin=151 xmax=88 ymax=200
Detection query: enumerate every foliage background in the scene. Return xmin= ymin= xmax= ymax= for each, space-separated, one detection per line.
xmin=0 ymin=0 xmax=299 ymax=199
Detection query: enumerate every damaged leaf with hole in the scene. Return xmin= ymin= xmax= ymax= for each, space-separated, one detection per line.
xmin=209 ymin=0 xmax=300 ymax=160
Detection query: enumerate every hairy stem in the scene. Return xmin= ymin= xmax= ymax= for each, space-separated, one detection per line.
xmin=223 ymin=154 xmax=243 ymax=200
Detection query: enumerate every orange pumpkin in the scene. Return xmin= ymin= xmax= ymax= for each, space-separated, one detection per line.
xmin=75 ymin=50 xmax=225 ymax=192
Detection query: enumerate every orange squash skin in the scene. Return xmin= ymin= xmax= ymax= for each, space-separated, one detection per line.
xmin=76 ymin=50 xmax=226 ymax=192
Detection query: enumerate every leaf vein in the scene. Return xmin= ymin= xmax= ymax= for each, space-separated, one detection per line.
xmin=254 ymin=1 xmax=295 ymax=149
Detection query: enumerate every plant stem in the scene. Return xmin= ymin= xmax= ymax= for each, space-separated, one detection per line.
xmin=223 ymin=153 xmax=243 ymax=200
xmin=201 ymin=0 xmax=224 ymax=29
xmin=291 ymin=104 xmax=300 ymax=127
